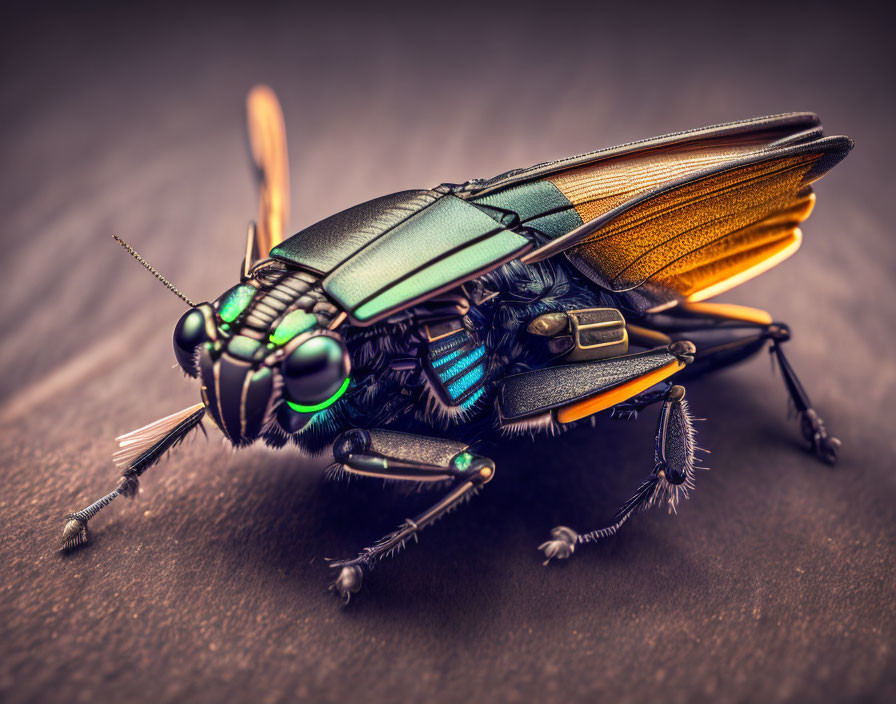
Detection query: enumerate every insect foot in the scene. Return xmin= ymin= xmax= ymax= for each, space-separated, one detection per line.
xmin=61 ymin=516 xmax=89 ymax=551
xmin=330 ymin=564 xmax=364 ymax=603
xmin=800 ymin=409 xmax=841 ymax=465
xmin=538 ymin=526 xmax=579 ymax=565
xmin=59 ymin=486 xmax=124 ymax=551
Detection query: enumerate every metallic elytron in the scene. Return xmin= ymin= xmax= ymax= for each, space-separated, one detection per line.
xmin=62 ymin=86 xmax=853 ymax=601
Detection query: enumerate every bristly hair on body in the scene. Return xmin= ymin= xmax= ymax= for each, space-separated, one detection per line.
xmin=264 ymin=257 xmax=623 ymax=455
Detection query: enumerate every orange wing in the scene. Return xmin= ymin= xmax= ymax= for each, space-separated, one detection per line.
xmin=470 ymin=114 xmax=852 ymax=311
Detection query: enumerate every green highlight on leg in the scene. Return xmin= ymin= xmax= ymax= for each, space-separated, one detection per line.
xmin=453 ymin=451 xmax=473 ymax=471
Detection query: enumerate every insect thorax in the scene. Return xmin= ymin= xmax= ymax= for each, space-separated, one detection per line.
xmin=223 ymin=265 xmax=340 ymax=344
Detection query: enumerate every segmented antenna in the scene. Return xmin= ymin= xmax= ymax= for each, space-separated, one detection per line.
xmin=113 ymin=235 xmax=195 ymax=307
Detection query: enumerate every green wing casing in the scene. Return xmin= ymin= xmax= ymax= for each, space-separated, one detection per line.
xmin=463 ymin=113 xmax=853 ymax=311
xmin=270 ymin=191 xmax=533 ymax=324
xmin=270 ymin=114 xmax=851 ymax=321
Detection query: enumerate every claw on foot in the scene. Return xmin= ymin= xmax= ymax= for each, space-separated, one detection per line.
xmin=538 ymin=526 xmax=578 ymax=565
xmin=61 ymin=516 xmax=88 ymax=551
xmin=800 ymin=409 xmax=840 ymax=465
xmin=330 ymin=565 xmax=364 ymax=603
xmin=814 ymin=435 xmax=841 ymax=464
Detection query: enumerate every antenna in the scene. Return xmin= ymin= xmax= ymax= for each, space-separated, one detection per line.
xmin=113 ymin=235 xmax=196 ymax=307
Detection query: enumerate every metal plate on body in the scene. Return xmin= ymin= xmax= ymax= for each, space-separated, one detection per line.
xmin=499 ymin=346 xmax=679 ymax=421
xmin=567 ymin=308 xmax=628 ymax=361
xmin=270 ymin=192 xmax=532 ymax=325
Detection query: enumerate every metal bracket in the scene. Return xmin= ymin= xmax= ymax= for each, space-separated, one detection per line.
xmin=528 ymin=308 xmax=628 ymax=361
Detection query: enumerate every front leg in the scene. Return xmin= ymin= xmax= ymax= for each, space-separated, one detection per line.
xmin=61 ymin=403 xmax=206 ymax=550
xmin=327 ymin=429 xmax=494 ymax=602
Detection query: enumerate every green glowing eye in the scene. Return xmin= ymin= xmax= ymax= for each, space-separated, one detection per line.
xmin=217 ymin=284 xmax=256 ymax=323
xmin=286 ymin=376 xmax=351 ymax=413
xmin=453 ymin=451 xmax=473 ymax=471
xmin=270 ymin=310 xmax=317 ymax=346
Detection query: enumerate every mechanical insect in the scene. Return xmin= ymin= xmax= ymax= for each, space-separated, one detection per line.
xmin=62 ymin=86 xmax=853 ymax=600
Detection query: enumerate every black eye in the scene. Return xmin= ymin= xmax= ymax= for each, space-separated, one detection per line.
xmin=281 ymin=335 xmax=350 ymax=408
xmin=173 ymin=308 xmax=210 ymax=376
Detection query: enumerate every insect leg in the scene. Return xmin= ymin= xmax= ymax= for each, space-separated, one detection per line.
xmin=768 ymin=329 xmax=839 ymax=463
xmin=61 ymin=403 xmax=206 ymax=550
xmin=608 ymin=383 xmax=674 ymax=421
xmin=499 ymin=342 xmax=695 ymax=432
xmin=327 ymin=429 xmax=494 ymax=602
xmin=539 ymin=385 xmax=698 ymax=564
xmin=637 ymin=301 xmax=839 ymax=463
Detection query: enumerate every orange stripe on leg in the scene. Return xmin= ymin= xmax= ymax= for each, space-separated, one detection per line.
xmin=556 ymin=360 xmax=684 ymax=424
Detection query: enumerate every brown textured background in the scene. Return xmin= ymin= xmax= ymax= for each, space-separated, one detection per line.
xmin=1 ymin=2 xmax=894 ymax=703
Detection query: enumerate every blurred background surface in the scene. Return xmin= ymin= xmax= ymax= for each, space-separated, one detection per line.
xmin=1 ymin=2 xmax=893 ymax=702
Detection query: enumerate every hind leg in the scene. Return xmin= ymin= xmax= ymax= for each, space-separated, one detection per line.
xmin=497 ymin=344 xmax=699 ymax=560
xmin=537 ymin=384 xmax=699 ymax=563
xmin=636 ymin=301 xmax=839 ymax=463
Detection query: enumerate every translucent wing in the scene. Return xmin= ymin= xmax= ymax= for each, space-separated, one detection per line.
xmin=246 ymin=85 xmax=290 ymax=263
xmin=467 ymin=114 xmax=852 ymax=310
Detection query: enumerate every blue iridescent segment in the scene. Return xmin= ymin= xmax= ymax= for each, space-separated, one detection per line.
xmin=429 ymin=331 xmax=470 ymax=360
xmin=438 ymin=346 xmax=486 ymax=381
xmin=460 ymin=387 xmax=485 ymax=410
xmin=447 ymin=364 xmax=484 ymax=398
xmin=431 ymin=348 xmax=465 ymax=369
xmin=428 ymin=330 xmax=488 ymax=411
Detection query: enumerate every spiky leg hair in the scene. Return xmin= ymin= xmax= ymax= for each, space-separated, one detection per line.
xmin=328 ymin=458 xmax=495 ymax=603
xmin=539 ymin=386 xmax=703 ymax=563
xmin=649 ymin=395 xmax=701 ymax=514
xmin=498 ymin=410 xmax=560 ymax=439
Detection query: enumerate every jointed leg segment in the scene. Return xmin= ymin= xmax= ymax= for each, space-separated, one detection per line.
xmin=768 ymin=326 xmax=839 ymax=463
xmin=327 ymin=429 xmax=495 ymax=601
xmin=639 ymin=302 xmax=840 ymax=463
xmin=61 ymin=403 xmax=206 ymax=550
xmin=539 ymin=384 xmax=698 ymax=563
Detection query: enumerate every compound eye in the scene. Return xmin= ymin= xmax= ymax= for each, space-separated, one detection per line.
xmin=173 ymin=308 xmax=210 ymax=376
xmin=281 ymin=335 xmax=350 ymax=411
